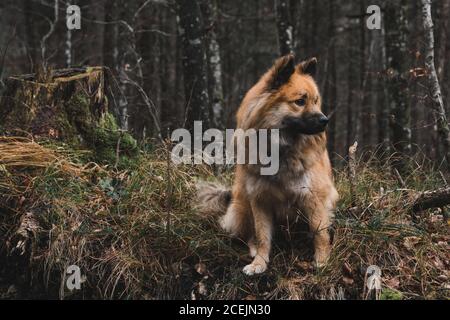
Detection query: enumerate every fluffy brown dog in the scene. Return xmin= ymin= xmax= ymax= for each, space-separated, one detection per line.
xmin=197 ymin=54 xmax=338 ymax=275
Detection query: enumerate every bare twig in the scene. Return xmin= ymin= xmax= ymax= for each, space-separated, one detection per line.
xmin=40 ymin=0 xmax=59 ymax=65
xmin=348 ymin=141 xmax=358 ymax=206
xmin=165 ymin=138 xmax=173 ymax=237
xmin=121 ymin=78 xmax=162 ymax=141
xmin=114 ymin=130 xmax=124 ymax=169
xmin=393 ymin=168 xmax=406 ymax=188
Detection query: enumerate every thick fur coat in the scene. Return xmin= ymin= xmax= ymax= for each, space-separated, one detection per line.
xmin=197 ymin=54 xmax=339 ymax=275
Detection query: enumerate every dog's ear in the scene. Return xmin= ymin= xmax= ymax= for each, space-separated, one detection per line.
xmin=298 ymin=57 xmax=317 ymax=76
xmin=267 ymin=54 xmax=296 ymax=91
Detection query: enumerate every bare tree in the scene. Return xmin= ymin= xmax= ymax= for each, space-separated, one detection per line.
xmin=385 ymin=0 xmax=411 ymax=167
xmin=103 ymin=0 xmax=119 ymax=70
xmin=40 ymin=0 xmax=59 ymax=66
xmin=202 ymin=0 xmax=225 ymax=129
xmin=2 ymin=0 xmax=450 ymax=169
xmin=376 ymin=15 xmax=390 ymax=153
xmin=22 ymin=0 xmax=39 ymax=70
xmin=436 ymin=0 xmax=449 ymax=86
xmin=176 ymin=0 xmax=210 ymax=130
xmin=65 ymin=3 xmax=72 ymax=67
xmin=346 ymin=23 xmax=357 ymax=154
xmin=437 ymin=1 xmax=450 ymax=113
xmin=323 ymin=0 xmax=337 ymax=161
xmin=359 ymin=0 xmax=367 ymax=148
xmin=421 ymin=0 xmax=450 ymax=169
xmin=275 ymin=0 xmax=293 ymax=56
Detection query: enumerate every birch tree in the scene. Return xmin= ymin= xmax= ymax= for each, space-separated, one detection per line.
xmin=176 ymin=0 xmax=210 ymax=130
xmin=421 ymin=0 xmax=450 ymax=169
xmin=275 ymin=0 xmax=293 ymax=56
xmin=65 ymin=5 xmax=72 ymax=67
xmin=201 ymin=0 xmax=225 ymax=129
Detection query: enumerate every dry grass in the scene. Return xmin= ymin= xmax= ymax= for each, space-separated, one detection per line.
xmin=0 ymin=136 xmax=97 ymax=177
xmin=0 ymin=138 xmax=448 ymax=300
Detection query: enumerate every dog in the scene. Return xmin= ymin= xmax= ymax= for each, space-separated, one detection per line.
xmin=197 ymin=54 xmax=338 ymax=275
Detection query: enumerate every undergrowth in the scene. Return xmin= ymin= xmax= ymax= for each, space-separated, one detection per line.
xmin=0 ymin=137 xmax=448 ymax=299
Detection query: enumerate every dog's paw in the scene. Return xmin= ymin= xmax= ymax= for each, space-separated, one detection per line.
xmin=242 ymin=262 xmax=267 ymax=275
xmin=313 ymin=251 xmax=330 ymax=269
xmin=313 ymin=260 xmax=326 ymax=269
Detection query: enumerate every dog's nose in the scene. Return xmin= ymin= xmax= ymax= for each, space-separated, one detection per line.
xmin=319 ymin=115 xmax=329 ymax=125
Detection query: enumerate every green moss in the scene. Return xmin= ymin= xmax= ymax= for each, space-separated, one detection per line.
xmin=62 ymin=93 xmax=138 ymax=168
xmin=99 ymin=112 xmax=119 ymax=131
xmin=3 ymin=83 xmax=138 ymax=168
xmin=380 ymin=288 xmax=403 ymax=300
xmin=64 ymin=93 xmax=95 ymax=137
xmin=90 ymin=113 xmax=138 ymax=167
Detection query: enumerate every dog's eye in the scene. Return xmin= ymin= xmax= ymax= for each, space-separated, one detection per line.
xmin=295 ymin=98 xmax=306 ymax=107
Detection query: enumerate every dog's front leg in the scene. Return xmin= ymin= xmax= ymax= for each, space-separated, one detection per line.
xmin=242 ymin=199 xmax=273 ymax=275
xmin=307 ymin=205 xmax=332 ymax=268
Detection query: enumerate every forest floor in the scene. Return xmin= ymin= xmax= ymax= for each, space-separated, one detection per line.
xmin=0 ymin=137 xmax=449 ymax=300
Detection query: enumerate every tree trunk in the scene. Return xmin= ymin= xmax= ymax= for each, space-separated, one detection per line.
xmin=0 ymin=67 xmax=137 ymax=165
xmin=437 ymin=1 xmax=450 ymax=118
xmin=135 ymin=5 xmax=161 ymax=140
xmin=103 ymin=0 xmax=119 ymax=70
xmin=420 ymin=0 xmax=450 ymax=170
xmin=275 ymin=0 xmax=294 ymax=56
xmin=376 ymin=16 xmax=390 ymax=154
xmin=385 ymin=0 xmax=411 ymax=168
xmin=436 ymin=0 xmax=449 ymax=85
xmin=176 ymin=0 xmax=210 ymax=131
xmin=201 ymin=0 xmax=225 ymax=129
xmin=412 ymin=187 xmax=450 ymax=212
xmin=22 ymin=0 xmax=40 ymax=70
xmin=65 ymin=6 xmax=73 ymax=68
xmin=346 ymin=27 xmax=357 ymax=153
xmin=326 ymin=0 xmax=337 ymax=162
xmin=358 ymin=0 xmax=366 ymax=149
xmin=0 ymin=67 xmax=108 ymax=140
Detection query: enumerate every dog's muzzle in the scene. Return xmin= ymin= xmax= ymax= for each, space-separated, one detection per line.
xmin=282 ymin=113 xmax=329 ymax=135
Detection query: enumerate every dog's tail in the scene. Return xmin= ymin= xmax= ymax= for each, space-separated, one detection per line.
xmin=195 ymin=181 xmax=232 ymax=216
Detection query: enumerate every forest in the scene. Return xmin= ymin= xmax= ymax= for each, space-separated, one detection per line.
xmin=0 ymin=0 xmax=449 ymax=300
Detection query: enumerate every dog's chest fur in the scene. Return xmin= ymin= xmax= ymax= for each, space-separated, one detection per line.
xmin=245 ymin=170 xmax=312 ymax=221
xmin=246 ymin=165 xmax=312 ymax=199
xmin=245 ymin=138 xmax=319 ymax=219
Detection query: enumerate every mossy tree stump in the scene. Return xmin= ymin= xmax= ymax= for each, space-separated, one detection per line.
xmin=0 ymin=67 xmax=137 ymax=166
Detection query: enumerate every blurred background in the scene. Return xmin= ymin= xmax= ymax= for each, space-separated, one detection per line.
xmin=0 ymin=0 xmax=449 ymax=166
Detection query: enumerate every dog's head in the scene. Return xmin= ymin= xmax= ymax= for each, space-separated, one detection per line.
xmin=243 ymin=54 xmax=327 ymax=136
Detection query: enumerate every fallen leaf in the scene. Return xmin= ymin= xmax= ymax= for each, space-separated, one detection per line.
xmin=195 ymin=262 xmax=207 ymax=275
xmin=198 ymin=281 xmax=208 ymax=296
xmin=342 ymin=276 xmax=354 ymax=285
xmin=403 ymin=236 xmax=421 ymax=250
xmin=296 ymin=261 xmax=313 ymax=271
xmin=431 ymin=215 xmax=443 ymax=223
xmin=342 ymin=262 xmax=353 ymax=276
xmin=385 ymin=277 xmax=400 ymax=289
